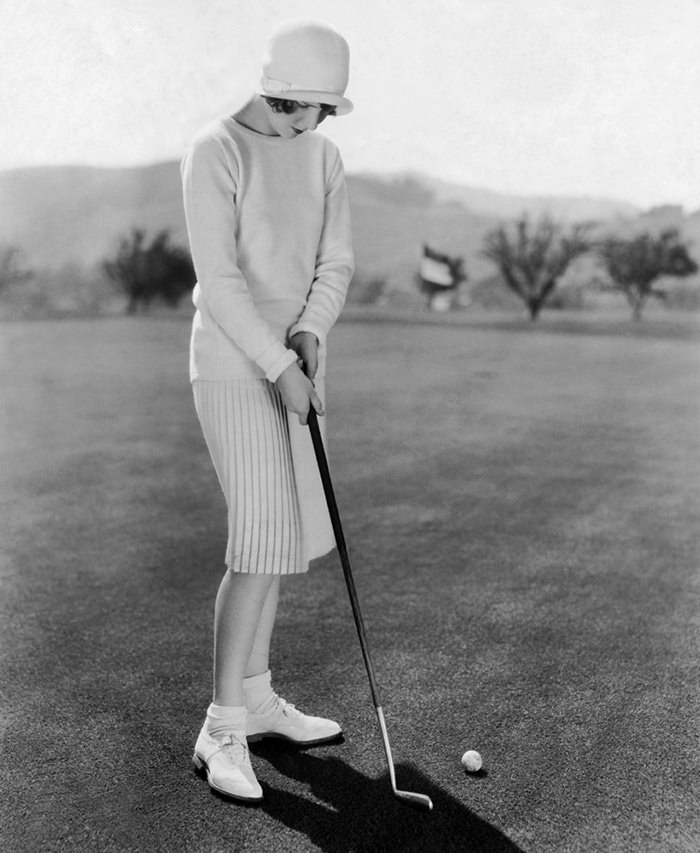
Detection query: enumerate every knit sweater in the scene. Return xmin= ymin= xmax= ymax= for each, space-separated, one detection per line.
xmin=181 ymin=115 xmax=354 ymax=382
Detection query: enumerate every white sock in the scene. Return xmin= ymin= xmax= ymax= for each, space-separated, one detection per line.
xmin=243 ymin=670 xmax=277 ymax=714
xmin=205 ymin=703 xmax=247 ymax=739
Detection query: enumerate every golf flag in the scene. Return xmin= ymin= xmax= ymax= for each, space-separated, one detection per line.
xmin=420 ymin=245 xmax=456 ymax=288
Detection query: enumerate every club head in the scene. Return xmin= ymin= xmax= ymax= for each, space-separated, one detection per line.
xmin=394 ymin=789 xmax=434 ymax=811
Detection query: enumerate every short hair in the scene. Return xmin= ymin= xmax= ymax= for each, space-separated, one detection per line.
xmin=263 ymin=97 xmax=337 ymax=117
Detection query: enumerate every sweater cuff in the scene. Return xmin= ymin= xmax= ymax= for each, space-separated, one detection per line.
xmin=288 ymin=320 xmax=326 ymax=345
xmin=257 ymin=344 xmax=298 ymax=383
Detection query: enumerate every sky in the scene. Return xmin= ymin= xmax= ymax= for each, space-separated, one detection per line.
xmin=2 ymin=0 xmax=700 ymax=210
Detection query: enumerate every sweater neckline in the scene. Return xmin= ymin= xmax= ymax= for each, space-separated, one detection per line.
xmin=224 ymin=115 xmax=291 ymax=142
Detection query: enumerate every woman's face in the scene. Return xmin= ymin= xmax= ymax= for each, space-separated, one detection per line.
xmin=267 ymin=101 xmax=335 ymax=138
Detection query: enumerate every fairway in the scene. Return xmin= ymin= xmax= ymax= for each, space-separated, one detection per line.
xmin=1 ymin=313 xmax=699 ymax=852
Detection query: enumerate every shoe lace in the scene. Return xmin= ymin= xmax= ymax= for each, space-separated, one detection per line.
xmin=217 ymin=732 xmax=248 ymax=763
xmin=253 ymin=691 xmax=304 ymax=719
xmin=275 ymin=696 xmax=302 ymax=719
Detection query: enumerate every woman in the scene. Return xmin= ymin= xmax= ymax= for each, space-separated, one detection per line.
xmin=181 ymin=18 xmax=354 ymax=802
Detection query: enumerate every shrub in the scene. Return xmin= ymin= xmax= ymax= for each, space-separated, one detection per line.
xmin=102 ymin=228 xmax=195 ymax=314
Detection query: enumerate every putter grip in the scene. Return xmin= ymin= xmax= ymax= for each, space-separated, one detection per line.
xmin=307 ymin=408 xmax=383 ymax=709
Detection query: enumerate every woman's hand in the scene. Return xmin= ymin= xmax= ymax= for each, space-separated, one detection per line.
xmin=275 ymin=362 xmax=323 ymax=425
xmin=289 ymin=331 xmax=319 ymax=382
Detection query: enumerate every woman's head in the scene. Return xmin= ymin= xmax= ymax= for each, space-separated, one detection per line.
xmin=260 ymin=98 xmax=337 ymax=138
xmin=257 ymin=19 xmax=353 ymax=116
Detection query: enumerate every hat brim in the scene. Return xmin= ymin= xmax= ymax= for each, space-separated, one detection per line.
xmin=257 ymin=86 xmax=353 ymax=115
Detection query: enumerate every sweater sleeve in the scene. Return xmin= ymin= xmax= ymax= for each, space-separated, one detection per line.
xmin=181 ymin=133 xmax=297 ymax=382
xmin=288 ymin=150 xmax=354 ymax=344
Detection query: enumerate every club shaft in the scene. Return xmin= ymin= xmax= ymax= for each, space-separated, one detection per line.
xmin=307 ymin=409 xmax=382 ymax=710
xmin=375 ymin=705 xmax=397 ymax=786
xmin=308 ymin=409 xmax=433 ymax=812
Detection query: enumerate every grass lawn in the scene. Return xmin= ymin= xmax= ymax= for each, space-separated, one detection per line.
xmin=1 ymin=311 xmax=699 ymax=852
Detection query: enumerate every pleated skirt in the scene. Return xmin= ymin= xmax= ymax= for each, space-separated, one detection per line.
xmin=192 ymin=379 xmax=335 ymax=575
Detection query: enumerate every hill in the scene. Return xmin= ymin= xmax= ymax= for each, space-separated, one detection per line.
xmin=0 ymin=163 xmax=188 ymax=268
xmin=1 ymin=163 xmax=698 ymax=298
xmin=358 ymin=170 xmax=642 ymax=222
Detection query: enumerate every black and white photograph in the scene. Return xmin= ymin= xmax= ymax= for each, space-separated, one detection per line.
xmin=1 ymin=1 xmax=699 ymax=850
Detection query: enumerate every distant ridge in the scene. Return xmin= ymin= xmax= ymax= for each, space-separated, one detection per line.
xmin=0 ymin=163 xmax=188 ymax=267
xmin=410 ymin=171 xmax=641 ymax=222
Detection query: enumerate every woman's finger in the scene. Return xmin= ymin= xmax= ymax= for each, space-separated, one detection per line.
xmin=306 ymin=351 xmax=318 ymax=381
xmin=310 ymin=388 xmax=324 ymax=417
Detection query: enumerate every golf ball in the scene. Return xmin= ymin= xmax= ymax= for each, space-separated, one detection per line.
xmin=461 ymin=750 xmax=482 ymax=772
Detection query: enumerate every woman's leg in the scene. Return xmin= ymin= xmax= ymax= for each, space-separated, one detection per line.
xmin=245 ymin=577 xmax=280 ymax=678
xmin=213 ymin=571 xmax=276 ymax=706
xmin=240 ymin=576 xmax=342 ymax=746
xmin=195 ymin=571 xmax=270 ymax=802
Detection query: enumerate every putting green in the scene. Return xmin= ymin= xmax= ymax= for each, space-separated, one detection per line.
xmin=1 ymin=313 xmax=698 ymax=852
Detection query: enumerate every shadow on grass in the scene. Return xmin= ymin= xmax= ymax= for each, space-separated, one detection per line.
xmin=251 ymin=741 xmax=522 ymax=852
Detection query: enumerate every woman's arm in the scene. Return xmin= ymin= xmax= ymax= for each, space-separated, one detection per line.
xmin=288 ymin=149 xmax=354 ymax=346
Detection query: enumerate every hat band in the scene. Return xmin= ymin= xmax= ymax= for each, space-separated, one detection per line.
xmin=261 ymin=76 xmax=340 ymax=97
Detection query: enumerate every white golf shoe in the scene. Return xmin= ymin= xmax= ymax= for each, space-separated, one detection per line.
xmin=192 ymin=726 xmax=263 ymax=802
xmin=246 ymin=694 xmax=343 ymax=746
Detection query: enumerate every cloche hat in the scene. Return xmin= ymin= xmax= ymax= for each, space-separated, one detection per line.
xmin=257 ymin=19 xmax=353 ymax=115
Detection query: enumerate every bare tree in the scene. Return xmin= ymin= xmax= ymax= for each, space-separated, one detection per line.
xmin=0 ymin=245 xmax=33 ymax=293
xmin=102 ymin=227 xmax=195 ymax=314
xmin=481 ymin=215 xmax=590 ymax=320
xmin=596 ymin=229 xmax=697 ymax=321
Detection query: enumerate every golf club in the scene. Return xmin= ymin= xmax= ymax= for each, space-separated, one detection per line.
xmin=307 ymin=407 xmax=434 ymax=812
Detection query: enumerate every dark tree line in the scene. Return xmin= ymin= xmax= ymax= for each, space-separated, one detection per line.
xmin=481 ymin=216 xmax=590 ymax=320
xmin=597 ymin=229 xmax=697 ymax=321
xmin=102 ymin=228 xmax=195 ymax=314
xmin=0 ymin=245 xmax=33 ymax=293
xmin=477 ymin=215 xmax=697 ymax=321
xmin=3 ymin=219 xmax=698 ymax=323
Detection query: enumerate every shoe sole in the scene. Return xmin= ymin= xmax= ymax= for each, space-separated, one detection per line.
xmin=246 ymin=729 xmax=343 ymax=747
xmin=192 ymin=753 xmax=264 ymax=803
